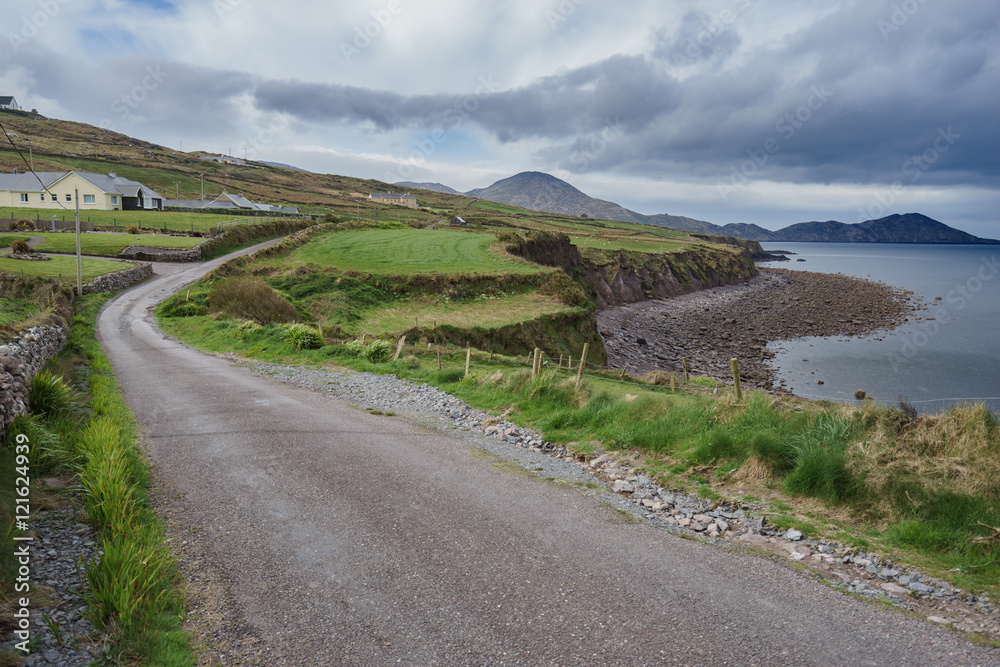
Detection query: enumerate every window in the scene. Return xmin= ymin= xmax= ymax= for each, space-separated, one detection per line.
xmin=51 ymin=193 xmax=57 ymax=202
xmin=40 ymin=193 xmax=44 ymax=202
xmin=83 ymin=194 xmax=96 ymax=204
xmin=65 ymin=194 xmax=73 ymax=202
xmin=111 ymin=196 xmax=118 ymax=205
xmin=19 ymin=193 xmax=28 ymax=203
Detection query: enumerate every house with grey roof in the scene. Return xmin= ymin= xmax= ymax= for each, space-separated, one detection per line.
xmin=0 ymin=170 xmax=163 ymax=211
xmin=163 ymin=192 xmax=299 ymax=214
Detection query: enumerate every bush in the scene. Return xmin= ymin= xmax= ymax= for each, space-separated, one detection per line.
xmin=29 ymin=369 xmax=75 ymax=417
xmin=12 ymin=219 xmax=34 ymax=232
xmin=208 ymin=277 xmax=299 ymax=324
xmin=176 ymin=302 xmax=206 ymax=317
xmin=282 ymin=323 xmax=324 ymax=350
xmin=9 ymin=239 xmax=30 ymax=254
xmin=125 ymin=224 xmax=140 ymax=234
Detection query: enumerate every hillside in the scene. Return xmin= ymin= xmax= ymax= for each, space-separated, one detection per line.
xmin=396 ymin=181 xmax=464 ymax=195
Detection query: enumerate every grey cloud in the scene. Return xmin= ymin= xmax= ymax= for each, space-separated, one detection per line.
xmin=652 ymin=10 xmax=742 ymax=68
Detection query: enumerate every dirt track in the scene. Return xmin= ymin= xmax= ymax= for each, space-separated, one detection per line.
xmin=96 ymin=252 xmax=995 ymax=665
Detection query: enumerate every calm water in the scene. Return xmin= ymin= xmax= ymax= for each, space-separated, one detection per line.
xmin=758 ymin=243 xmax=1000 ymax=414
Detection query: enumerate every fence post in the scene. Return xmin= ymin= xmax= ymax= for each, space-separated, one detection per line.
xmin=465 ymin=346 xmax=472 ymax=378
xmin=438 ymin=352 xmax=442 ymax=370
xmin=731 ymin=358 xmax=743 ymax=402
xmin=670 ymin=375 xmax=676 ymax=392
xmin=532 ymin=348 xmax=541 ymax=378
xmin=681 ymin=357 xmax=689 ymax=383
xmin=576 ymin=343 xmax=589 ymax=389
xmin=393 ymin=336 xmax=406 ymax=361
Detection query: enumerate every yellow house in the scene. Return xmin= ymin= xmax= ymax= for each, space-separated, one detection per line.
xmin=368 ymin=192 xmax=418 ymax=209
xmin=0 ymin=171 xmax=163 ymax=211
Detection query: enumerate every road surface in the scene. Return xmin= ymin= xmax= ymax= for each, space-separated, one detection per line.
xmin=97 ymin=247 xmax=998 ymax=665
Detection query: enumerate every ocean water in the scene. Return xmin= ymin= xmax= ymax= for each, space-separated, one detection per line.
xmin=757 ymin=243 xmax=1000 ymax=414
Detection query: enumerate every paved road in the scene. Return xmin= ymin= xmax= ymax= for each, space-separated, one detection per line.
xmin=97 ymin=250 xmax=999 ymax=665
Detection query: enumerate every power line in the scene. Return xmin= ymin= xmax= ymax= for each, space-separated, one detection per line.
xmin=0 ymin=117 xmax=71 ymax=211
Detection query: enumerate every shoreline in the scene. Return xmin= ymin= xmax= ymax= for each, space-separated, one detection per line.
xmin=596 ymin=268 xmax=915 ymax=391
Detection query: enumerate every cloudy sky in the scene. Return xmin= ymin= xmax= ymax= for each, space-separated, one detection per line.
xmin=3 ymin=0 xmax=998 ymax=236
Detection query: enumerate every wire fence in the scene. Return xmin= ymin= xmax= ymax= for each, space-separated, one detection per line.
xmin=363 ymin=335 xmax=744 ymax=399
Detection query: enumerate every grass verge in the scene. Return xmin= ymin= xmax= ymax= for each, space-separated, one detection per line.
xmin=1 ymin=293 xmax=193 ymax=665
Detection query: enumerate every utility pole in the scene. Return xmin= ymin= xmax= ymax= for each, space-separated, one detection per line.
xmin=75 ymin=188 xmax=82 ymax=296
xmin=200 ymin=173 xmax=205 ymax=201
xmin=175 ymin=182 xmax=179 ymax=198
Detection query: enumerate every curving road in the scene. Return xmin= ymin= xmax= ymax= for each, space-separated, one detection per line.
xmin=97 ymin=246 xmax=999 ymax=665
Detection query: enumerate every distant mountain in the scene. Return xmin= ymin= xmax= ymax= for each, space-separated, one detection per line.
xmin=396 ymin=181 xmax=464 ymax=195
xmin=466 ymin=172 xmax=648 ymax=223
xmin=465 ymin=171 xmax=998 ymax=245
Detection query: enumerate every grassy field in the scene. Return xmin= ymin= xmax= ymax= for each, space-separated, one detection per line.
xmin=0 ymin=231 xmax=204 ymax=256
xmin=280 ymin=228 xmax=552 ymax=275
xmin=2 ymin=206 xmax=259 ymax=233
xmin=0 ymin=254 xmax=135 ymax=280
xmin=356 ymin=292 xmax=575 ymax=337
xmin=568 ymin=234 xmax=694 ymax=253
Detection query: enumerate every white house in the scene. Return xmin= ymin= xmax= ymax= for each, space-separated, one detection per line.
xmin=0 ymin=171 xmax=163 ymax=211
xmin=0 ymin=96 xmax=20 ymax=111
xmin=368 ymin=192 xmax=418 ymax=209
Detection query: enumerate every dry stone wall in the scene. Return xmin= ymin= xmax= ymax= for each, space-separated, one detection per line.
xmin=0 ymin=326 xmax=68 ymax=432
xmin=81 ymin=263 xmax=153 ymax=295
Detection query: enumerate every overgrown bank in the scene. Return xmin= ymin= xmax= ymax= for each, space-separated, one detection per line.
xmin=1 ymin=293 xmax=193 ymax=665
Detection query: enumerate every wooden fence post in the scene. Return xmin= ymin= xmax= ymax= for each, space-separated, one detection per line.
xmin=465 ymin=346 xmax=472 ymax=378
xmin=532 ymin=348 xmax=541 ymax=378
xmin=731 ymin=358 xmax=742 ymax=402
xmin=670 ymin=375 xmax=676 ymax=392
xmin=438 ymin=352 xmax=442 ymax=370
xmin=576 ymin=343 xmax=589 ymax=389
xmin=681 ymin=357 xmax=689 ymax=383
xmin=393 ymin=336 xmax=406 ymax=361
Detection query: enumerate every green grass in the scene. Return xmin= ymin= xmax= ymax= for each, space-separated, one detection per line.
xmin=0 ymin=254 xmax=135 ymax=280
xmin=569 ymin=234 xmax=693 ymax=253
xmin=0 ymin=231 xmax=204 ymax=256
xmin=3 ymin=206 xmax=251 ymax=233
xmin=284 ymin=228 xmax=550 ymax=275
xmin=66 ymin=294 xmax=194 ymax=664
xmin=0 ymin=294 xmax=38 ymax=324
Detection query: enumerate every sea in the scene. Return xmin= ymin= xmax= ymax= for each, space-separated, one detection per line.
xmin=757 ymin=243 xmax=1000 ymax=415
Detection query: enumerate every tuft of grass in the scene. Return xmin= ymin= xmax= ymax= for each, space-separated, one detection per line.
xmin=29 ymin=369 xmax=75 ymax=418
xmin=282 ymin=323 xmax=324 ymax=350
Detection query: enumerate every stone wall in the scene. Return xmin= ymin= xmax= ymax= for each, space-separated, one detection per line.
xmin=117 ymin=244 xmax=208 ymax=262
xmin=0 ymin=326 xmax=68 ymax=432
xmin=82 ymin=263 xmax=153 ymax=295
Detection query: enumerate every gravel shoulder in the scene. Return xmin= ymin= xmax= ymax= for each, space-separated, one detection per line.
xmin=598 ymin=268 xmax=914 ymax=389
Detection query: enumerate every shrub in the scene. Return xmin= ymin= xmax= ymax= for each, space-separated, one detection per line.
xmin=125 ymin=224 xmax=140 ymax=234
xmin=176 ymin=302 xmax=206 ymax=317
xmin=208 ymin=277 xmax=299 ymax=324
xmin=12 ymin=219 xmax=34 ymax=231
xmin=29 ymin=369 xmax=75 ymax=417
xmin=282 ymin=323 xmax=324 ymax=350
xmin=9 ymin=239 xmax=31 ymax=254
xmin=340 ymin=339 xmax=367 ymax=357
xmin=234 ymin=319 xmax=262 ymax=340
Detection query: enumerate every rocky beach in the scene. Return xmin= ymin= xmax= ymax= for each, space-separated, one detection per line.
xmin=597 ymin=268 xmax=915 ymax=390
